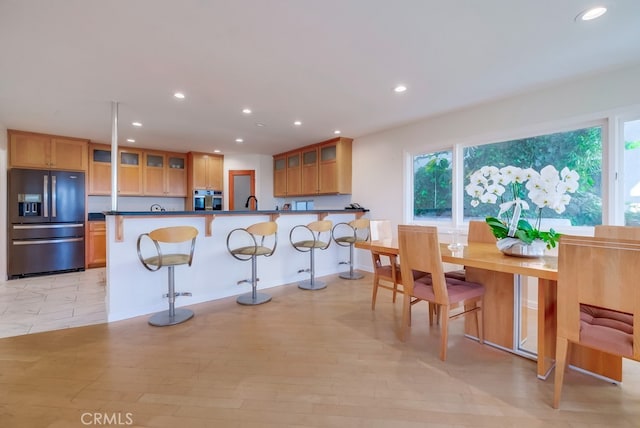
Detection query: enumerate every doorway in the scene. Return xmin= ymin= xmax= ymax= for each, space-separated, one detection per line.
xmin=229 ymin=170 xmax=256 ymax=210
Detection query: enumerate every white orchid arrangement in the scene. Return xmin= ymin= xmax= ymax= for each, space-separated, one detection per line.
xmin=466 ymin=165 xmax=580 ymax=248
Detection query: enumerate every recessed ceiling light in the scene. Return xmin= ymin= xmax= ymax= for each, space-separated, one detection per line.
xmin=126 ymin=138 xmax=135 ymax=143
xmin=394 ymin=85 xmax=407 ymax=93
xmin=235 ymin=138 xmax=244 ymax=143
xmin=213 ymin=149 xmax=221 ymax=153
xmin=174 ymin=92 xmax=185 ymax=99
xmin=132 ymin=121 xmax=142 ymax=127
xmin=576 ymin=6 xmax=607 ymax=21
xmin=294 ymin=121 xmax=302 ymax=126
xmin=242 ymin=108 xmax=252 ymax=114
xmin=256 ymin=123 xmax=265 ymax=127
xmin=334 ymin=130 xmax=341 ymax=135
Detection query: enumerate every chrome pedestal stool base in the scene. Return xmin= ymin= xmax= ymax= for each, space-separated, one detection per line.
xmin=237 ymin=292 xmax=272 ymax=305
xmin=148 ymin=308 xmax=194 ymax=326
xmin=339 ymin=271 xmax=364 ymax=280
xmin=298 ymin=279 xmax=327 ymax=290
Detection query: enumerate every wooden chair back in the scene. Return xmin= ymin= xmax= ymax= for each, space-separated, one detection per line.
xmin=468 ymin=220 xmax=496 ymax=243
xmin=595 ymin=225 xmax=640 ymax=240
xmin=369 ymin=219 xmax=393 ymax=241
xmin=557 ymin=235 xmax=640 ymax=351
xmin=398 ymin=225 xmax=448 ymax=304
xmin=554 ymin=234 xmax=640 ymax=407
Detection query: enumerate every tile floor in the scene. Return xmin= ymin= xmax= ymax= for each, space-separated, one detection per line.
xmin=0 ymin=268 xmax=107 ymax=339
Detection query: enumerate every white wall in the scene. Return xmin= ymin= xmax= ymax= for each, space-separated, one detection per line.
xmin=352 ymin=63 xmax=640 ymax=235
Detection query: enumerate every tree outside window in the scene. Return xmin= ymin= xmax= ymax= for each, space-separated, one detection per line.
xmin=413 ymin=150 xmax=452 ymax=220
xmin=412 ymin=126 xmax=603 ymax=226
xmin=463 ymin=127 xmax=602 ymax=226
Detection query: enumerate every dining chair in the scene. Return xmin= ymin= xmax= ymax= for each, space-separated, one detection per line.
xmin=553 ymin=235 xmax=640 ymax=408
xmin=369 ymin=220 xmax=399 ymax=307
xmin=398 ymin=225 xmax=485 ymax=361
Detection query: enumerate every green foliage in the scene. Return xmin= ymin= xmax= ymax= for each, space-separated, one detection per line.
xmin=625 ymin=140 xmax=640 ymax=150
xmin=463 ymin=127 xmax=602 ymax=226
xmin=485 ymin=216 xmax=561 ymax=248
xmin=413 ymin=126 xmax=603 ymax=225
xmin=414 ymin=152 xmax=452 ymax=217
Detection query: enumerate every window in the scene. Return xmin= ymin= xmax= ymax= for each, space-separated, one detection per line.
xmin=411 ymin=125 xmax=603 ymax=227
xmin=463 ymin=126 xmax=603 ymax=227
xmin=624 ymin=119 xmax=640 ymax=225
xmin=413 ymin=150 xmax=453 ymax=221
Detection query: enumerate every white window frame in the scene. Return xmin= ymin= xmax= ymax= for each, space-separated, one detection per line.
xmin=406 ymin=117 xmax=611 ymax=237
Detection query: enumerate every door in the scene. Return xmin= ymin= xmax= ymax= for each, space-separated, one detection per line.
xmin=51 ymin=170 xmax=85 ymax=222
xmin=9 ymin=168 xmax=50 ymax=223
xmin=229 ymin=170 xmax=255 ymax=210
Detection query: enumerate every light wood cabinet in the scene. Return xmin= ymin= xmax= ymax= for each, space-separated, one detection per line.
xmin=272 ymin=137 xmax=352 ymax=197
xmin=286 ymin=152 xmax=301 ymax=196
xmin=118 ymin=148 xmax=143 ymax=195
xmin=143 ymin=151 xmax=187 ymax=197
xmin=188 ymin=152 xmax=224 ymax=190
xmin=87 ymin=221 xmax=106 ymax=268
xmin=88 ymin=143 xmax=112 ymax=195
xmin=319 ymin=137 xmax=352 ymax=194
xmin=301 ymin=146 xmax=319 ymax=195
xmin=9 ymin=130 xmax=88 ymax=171
xmin=273 ymin=155 xmax=287 ymax=197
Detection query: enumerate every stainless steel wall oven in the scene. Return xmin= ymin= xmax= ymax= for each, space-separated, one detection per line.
xmin=193 ymin=189 xmax=223 ymax=211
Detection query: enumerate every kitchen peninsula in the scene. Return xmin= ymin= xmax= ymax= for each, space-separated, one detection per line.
xmin=104 ymin=209 xmax=367 ymax=322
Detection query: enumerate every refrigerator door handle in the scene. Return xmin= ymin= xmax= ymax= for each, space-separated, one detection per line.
xmin=13 ymin=237 xmax=84 ymax=245
xmin=43 ymin=174 xmax=49 ymax=218
xmin=13 ymin=223 xmax=84 ymax=230
xmin=52 ymin=174 xmax=57 ymax=218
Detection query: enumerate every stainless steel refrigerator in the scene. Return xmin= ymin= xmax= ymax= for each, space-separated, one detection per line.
xmin=8 ymin=168 xmax=85 ymax=279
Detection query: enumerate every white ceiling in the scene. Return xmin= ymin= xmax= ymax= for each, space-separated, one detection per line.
xmin=1 ymin=0 xmax=639 ymax=156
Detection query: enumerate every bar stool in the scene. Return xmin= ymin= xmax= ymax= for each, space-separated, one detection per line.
xmin=290 ymin=220 xmax=333 ymax=290
xmin=332 ymin=218 xmax=370 ymax=280
xmin=136 ymin=226 xmax=198 ymax=326
xmin=226 ymin=221 xmax=278 ymax=305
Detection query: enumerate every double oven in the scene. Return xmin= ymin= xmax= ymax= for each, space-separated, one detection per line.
xmin=193 ymin=189 xmax=223 ymax=211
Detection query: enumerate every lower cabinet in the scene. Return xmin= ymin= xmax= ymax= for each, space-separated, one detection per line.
xmin=87 ymin=221 xmax=106 ymax=268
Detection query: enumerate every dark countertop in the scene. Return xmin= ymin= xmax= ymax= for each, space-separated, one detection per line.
xmin=103 ymin=208 xmax=368 ymax=216
xmin=88 ymin=212 xmax=106 ymax=221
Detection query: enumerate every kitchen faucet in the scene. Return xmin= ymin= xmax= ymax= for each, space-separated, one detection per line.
xmin=245 ymin=195 xmax=258 ymax=210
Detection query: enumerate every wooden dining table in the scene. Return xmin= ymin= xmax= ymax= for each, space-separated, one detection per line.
xmin=356 ymin=238 xmax=622 ymax=381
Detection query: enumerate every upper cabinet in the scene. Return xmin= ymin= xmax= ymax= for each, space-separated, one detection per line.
xmin=188 ymin=152 xmax=224 ymax=190
xmin=143 ymin=151 xmax=187 ymax=197
xmin=273 ymin=155 xmax=287 ymax=197
xmin=273 ymin=137 xmax=352 ymax=197
xmin=318 ymin=137 xmax=352 ymax=194
xmin=118 ymin=148 xmax=143 ymax=195
xmin=89 ymin=144 xmax=187 ymax=197
xmin=9 ymin=129 xmax=88 ymax=171
xmin=88 ymin=143 xmax=112 ymax=195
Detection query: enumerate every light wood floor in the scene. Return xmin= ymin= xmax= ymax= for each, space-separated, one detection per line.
xmin=1 ymin=272 xmax=639 ymax=427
